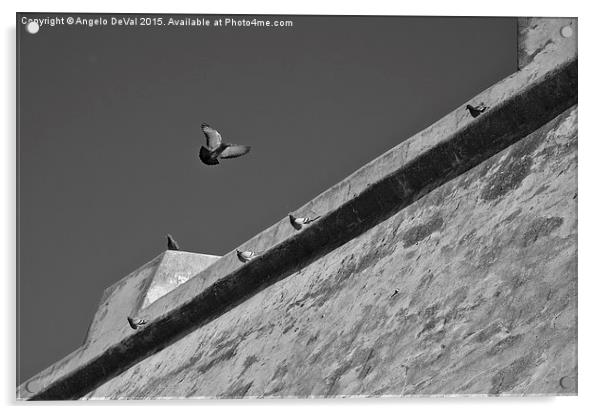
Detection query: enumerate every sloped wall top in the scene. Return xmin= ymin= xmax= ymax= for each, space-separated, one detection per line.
xmin=142 ymin=252 xmax=221 ymax=308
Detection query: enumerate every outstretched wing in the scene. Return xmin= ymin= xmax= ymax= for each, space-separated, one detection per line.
xmin=220 ymin=145 xmax=251 ymax=159
xmin=201 ymin=123 xmax=222 ymax=149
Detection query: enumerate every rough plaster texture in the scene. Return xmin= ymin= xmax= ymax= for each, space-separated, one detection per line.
xmin=83 ymin=254 xmax=163 ymax=346
xmin=518 ymin=17 xmax=577 ymax=70
xmin=85 ymin=251 xmax=220 ymax=345
xmin=84 ymin=106 xmax=577 ymax=398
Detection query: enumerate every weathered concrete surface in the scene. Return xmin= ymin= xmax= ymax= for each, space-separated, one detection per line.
xmin=83 ymin=254 xmax=162 ymax=346
xmin=518 ymin=18 xmax=577 ymax=70
xmin=142 ymin=252 xmax=221 ymax=309
xmin=84 ymin=105 xmax=577 ymax=398
xmin=85 ymin=251 xmax=220 ymax=345
xmin=17 ymin=49 xmax=577 ymax=399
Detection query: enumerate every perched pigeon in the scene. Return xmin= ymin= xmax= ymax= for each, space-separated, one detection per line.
xmin=236 ymin=249 xmax=260 ymax=263
xmin=167 ymin=234 xmax=180 ymax=251
xmin=391 ymin=289 xmax=400 ymax=298
xmin=199 ymin=123 xmax=251 ymax=165
xmin=466 ymin=103 xmax=488 ymax=118
xmin=288 ymin=213 xmax=321 ymax=230
xmin=127 ymin=316 xmax=147 ymax=330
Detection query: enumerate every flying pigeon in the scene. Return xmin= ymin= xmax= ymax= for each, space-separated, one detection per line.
xmin=288 ymin=213 xmax=321 ymax=230
xmin=167 ymin=234 xmax=180 ymax=251
xmin=127 ymin=316 xmax=147 ymax=330
xmin=199 ymin=123 xmax=251 ymax=165
xmin=466 ymin=103 xmax=487 ymax=118
xmin=236 ymin=249 xmax=260 ymax=263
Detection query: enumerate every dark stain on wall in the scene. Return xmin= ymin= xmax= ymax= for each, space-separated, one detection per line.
xmin=458 ymin=229 xmax=477 ymax=246
xmin=269 ymin=362 xmax=288 ymax=385
xmin=195 ymin=343 xmax=238 ymax=375
xmin=240 ymin=355 xmax=259 ymax=376
xmin=481 ymin=156 xmax=533 ymax=201
xmin=497 ymin=208 xmax=523 ymax=228
xmin=402 ymin=216 xmax=444 ymax=247
xmin=220 ymin=380 xmax=254 ymax=398
xmin=306 ymin=333 xmax=319 ymax=346
xmin=475 ymin=323 xmax=503 ymax=343
xmin=416 ymin=270 xmax=435 ymax=292
xmin=489 ymin=352 xmax=539 ymax=394
xmin=487 ymin=334 xmax=523 ymax=357
xmin=521 ymin=216 xmax=564 ymax=247
xmin=325 ymin=360 xmax=354 ymax=396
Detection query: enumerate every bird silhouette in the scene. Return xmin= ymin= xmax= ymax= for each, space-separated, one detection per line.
xmin=127 ymin=316 xmax=147 ymax=330
xmin=199 ymin=123 xmax=251 ymax=165
xmin=236 ymin=249 xmax=260 ymax=263
xmin=466 ymin=103 xmax=488 ymax=118
xmin=288 ymin=213 xmax=321 ymax=230
xmin=167 ymin=234 xmax=180 ymax=251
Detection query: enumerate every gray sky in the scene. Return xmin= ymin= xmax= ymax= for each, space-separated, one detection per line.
xmin=17 ymin=14 xmax=516 ymax=383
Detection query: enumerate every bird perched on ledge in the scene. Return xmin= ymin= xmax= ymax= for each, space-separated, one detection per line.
xmin=127 ymin=316 xmax=147 ymax=330
xmin=166 ymin=234 xmax=180 ymax=251
xmin=288 ymin=213 xmax=321 ymax=230
xmin=466 ymin=103 xmax=488 ymax=118
xmin=199 ymin=123 xmax=251 ymax=165
xmin=236 ymin=249 xmax=260 ymax=263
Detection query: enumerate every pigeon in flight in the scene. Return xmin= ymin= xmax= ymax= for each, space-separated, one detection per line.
xmin=466 ymin=103 xmax=488 ymax=118
xmin=199 ymin=123 xmax=251 ymax=165
xmin=127 ymin=316 xmax=148 ymax=330
xmin=288 ymin=213 xmax=321 ymax=230
xmin=167 ymin=234 xmax=180 ymax=251
xmin=236 ymin=249 xmax=260 ymax=263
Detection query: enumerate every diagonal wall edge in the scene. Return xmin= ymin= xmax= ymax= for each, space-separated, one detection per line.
xmin=18 ymin=55 xmax=577 ymax=399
